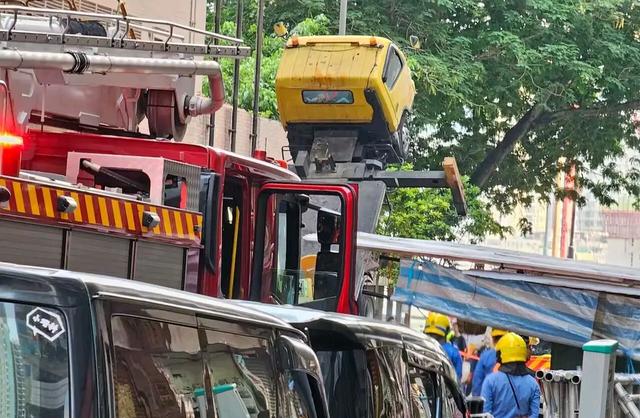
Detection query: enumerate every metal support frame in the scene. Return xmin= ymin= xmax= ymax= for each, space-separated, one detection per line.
xmin=208 ymin=0 xmax=223 ymax=147
xmin=339 ymin=0 xmax=348 ymax=35
xmin=230 ymin=0 xmax=243 ymax=152
xmin=292 ymin=159 xmax=467 ymax=216
xmin=250 ymin=0 xmax=265 ymax=153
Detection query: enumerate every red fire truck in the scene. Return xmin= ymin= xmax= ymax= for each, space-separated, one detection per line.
xmin=0 ymin=6 xmax=464 ymax=315
xmin=0 ymin=5 xmax=367 ymax=314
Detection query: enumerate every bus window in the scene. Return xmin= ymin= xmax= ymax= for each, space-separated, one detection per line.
xmin=202 ymin=329 xmax=277 ymax=418
xmin=316 ymin=349 xmax=372 ymax=418
xmin=0 ymin=302 xmax=69 ymax=418
xmin=283 ymin=371 xmax=321 ymax=418
xmin=110 ymin=316 xmax=207 ymax=418
xmin=410 ymin=369 xmax=439 ymax=418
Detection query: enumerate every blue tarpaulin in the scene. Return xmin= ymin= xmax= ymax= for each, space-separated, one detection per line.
xmin=393 ymin=259 xmax=640 ymax=360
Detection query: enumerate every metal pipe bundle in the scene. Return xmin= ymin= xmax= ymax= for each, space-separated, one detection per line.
xmin=536 ymin=370 xmax=640 ymax=418
xmin=0 ymin=49 xmax=225 ymax=116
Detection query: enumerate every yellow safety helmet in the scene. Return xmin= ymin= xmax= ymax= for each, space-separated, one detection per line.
xmin=491 ymin=328 xmax=508 ymax=338
xmin=495 ymin=332 xmax=528 ymax=364
xmin=424 ymin=312 xmax=450 ymax=337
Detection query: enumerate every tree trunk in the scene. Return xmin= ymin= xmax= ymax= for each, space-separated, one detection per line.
xmin=471 ymin=104 xmax=546 ymax=188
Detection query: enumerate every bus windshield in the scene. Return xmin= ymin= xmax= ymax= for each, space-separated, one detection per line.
xmin=0 ymin=301 xmax=69 ymax=418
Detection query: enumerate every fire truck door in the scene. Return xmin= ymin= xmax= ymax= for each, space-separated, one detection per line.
xmin=250 ymin=182 xmax=358 ymax=314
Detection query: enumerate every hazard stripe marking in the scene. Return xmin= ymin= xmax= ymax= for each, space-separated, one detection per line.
xmin=27 ymin=184 xmax=40 ymax=216
xmin=161 ymin=208 xmax=173 ymax=236
xmin=12 ymin=181 xmax=25 ymax=213
xmin=173 ymin=211 xmax=184 ymax=237
xmin=84 ymin=194 xmax=97 ymax=224
xmin=185 ymin=214 xmax=195 ymax=239
xmin=97 ymin=197 xmax=109 ymax=227
xmin=41 ymin=187 xmax=55 ymax=218
xmin=70 ymin=192 xmax=83 ymax=222
xmin=111 ymin=199 xmax=123 ymax=229
xmin=1 ymin=178 xmax=201 ymax=245
xmin=124 ymin=202 xmax=136 ymax=231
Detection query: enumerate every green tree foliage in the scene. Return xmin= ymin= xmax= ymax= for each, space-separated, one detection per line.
xmin=377 ymin=166 xmax=508 ymax=243
xmin=204 ymin=1 xmax=504 ymax=242
xmin=203 ymin=3 xmax=330 ymax=118
xmin=208 ymin=0 xmax=640 ymax=213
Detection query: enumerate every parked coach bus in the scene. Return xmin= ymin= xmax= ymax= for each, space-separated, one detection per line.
xmin=236 ymin=303 xmax=467 ymax=418
xmin=0 ymin=263 xmax=329 ymax=418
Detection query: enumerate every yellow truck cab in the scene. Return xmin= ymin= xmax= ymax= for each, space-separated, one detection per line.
xmin=276 ymin=35 xmax=416 ymax=163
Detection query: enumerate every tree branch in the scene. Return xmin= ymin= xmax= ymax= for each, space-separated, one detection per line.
xmin=534 ymin=99 xmax=640 ymax=127
xmin=470 ymin=103 xmax=546 ymax=188
xmin=471 ymin=99 xmax=640 ymax=189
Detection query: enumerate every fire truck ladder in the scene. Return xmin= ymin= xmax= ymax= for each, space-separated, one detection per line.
xmin=0 ymin=5 xmax=251 ymax=139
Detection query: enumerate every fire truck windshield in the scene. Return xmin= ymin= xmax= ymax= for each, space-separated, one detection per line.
xmin=0 ymin=301 xmax=69 ymax=418
xmin=257 ymin=192 xmax=345 ymax=311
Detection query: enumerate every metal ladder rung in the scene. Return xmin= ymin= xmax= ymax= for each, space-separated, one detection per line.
xmin=0 ymin=5 xmax=250 ymax=58
xmin=0 ymin=30 xmax=252 ymax=58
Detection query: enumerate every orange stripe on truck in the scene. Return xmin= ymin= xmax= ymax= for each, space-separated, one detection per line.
xmin=0 ymin=176 xmax=202 ymax=246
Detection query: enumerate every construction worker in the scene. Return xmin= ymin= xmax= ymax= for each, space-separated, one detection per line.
xmin=481 ymin=333 xmax=540 ymax=418
xmin=424 ymin=312 xmax=462 ymax=379
xmin=471 ymin=328 xmax=507 ymax=396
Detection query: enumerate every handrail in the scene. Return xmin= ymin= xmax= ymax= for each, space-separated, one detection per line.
xmin=0 ymin=5 xmax=243 ymax=44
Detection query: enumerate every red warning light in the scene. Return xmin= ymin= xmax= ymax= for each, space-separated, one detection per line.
xmin=0 ymin=133 xmax=23 ymax=177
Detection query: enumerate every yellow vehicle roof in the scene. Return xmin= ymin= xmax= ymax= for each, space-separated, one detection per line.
xmin=287 ymin=35 xmax=392 ymax=48
xmin=277 ymin=35 xmax=393 ymax=126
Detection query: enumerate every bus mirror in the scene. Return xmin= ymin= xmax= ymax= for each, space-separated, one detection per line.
xmin=276 ymin=335 xmax=323 ymax=380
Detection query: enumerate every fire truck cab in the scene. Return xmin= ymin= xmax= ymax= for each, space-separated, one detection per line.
xmin=12 ymin=130 xmax=358 ymax=313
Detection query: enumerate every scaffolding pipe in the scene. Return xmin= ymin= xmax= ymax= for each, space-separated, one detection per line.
xmin=208 ymin=0 xmax=223 ymax=147
xmin=230 ymin=0 xmax=243 ymax=152
xmin=250 ymin=0 xmax=265 ymax=153
xmin=615 ymin=383 xmax=640 ymax=418
xmin=338 ymin=0 xmax=347 ymax=35
xmin=0 ymin=49 xmax=225 ymax=115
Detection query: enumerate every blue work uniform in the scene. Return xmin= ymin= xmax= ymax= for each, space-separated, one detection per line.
xmin=481 ymin=372 xmax=540 ymax=418
xmin=472 ymin=348 xmax=497 ymax=396
xmin=441 ymin=341 xmax=462 ymax=380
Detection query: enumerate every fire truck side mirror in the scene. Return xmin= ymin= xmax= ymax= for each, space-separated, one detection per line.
xmin=56 ymin=195 xmax=77 ymax=214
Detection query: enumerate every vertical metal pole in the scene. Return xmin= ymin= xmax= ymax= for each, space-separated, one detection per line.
xmin=338 ymin=0 xmax=348 ymax=35
xmin=230 ymin=0 xmax=243 ymax=152
xmin=543 ymin=197 xmax=554 ymax=256
xmin=208 ymin=0 xmax=223 ymax=147
xmin=568 ymin=198 xmax=577 ymax=259
xmin=250 ymin=0 xmax=265 ymax=153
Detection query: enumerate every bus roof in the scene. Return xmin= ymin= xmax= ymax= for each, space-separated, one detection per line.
xmin=0 ymin=262 xmax=300 ymax=334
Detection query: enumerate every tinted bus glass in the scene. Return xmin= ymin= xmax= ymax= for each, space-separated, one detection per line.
xmin=0 ymin=302 xmax=69 ymax=418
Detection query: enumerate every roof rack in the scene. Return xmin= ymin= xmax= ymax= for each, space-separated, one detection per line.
xmin=0 ymin=5 xmax=251 ymax=58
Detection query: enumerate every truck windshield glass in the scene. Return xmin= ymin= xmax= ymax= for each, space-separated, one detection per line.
xmin=0 ymin=302 xmax=69 ymax=418
xmin=258 ymin=192 xmax=345 ymax=310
